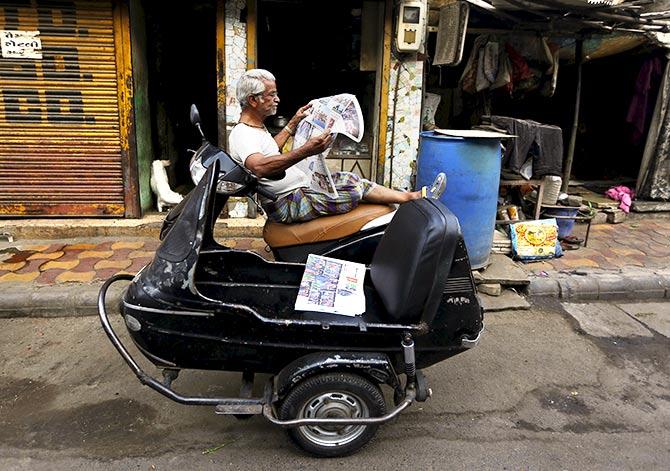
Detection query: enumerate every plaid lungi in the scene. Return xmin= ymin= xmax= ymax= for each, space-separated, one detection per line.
xmin=263 ymin=172 xmax=375 ymax=223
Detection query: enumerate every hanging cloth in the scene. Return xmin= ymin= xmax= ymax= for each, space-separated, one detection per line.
xmin=626 ymin=55 xmax=664 ymax=144
xmin=636 ymin=54 xmax=670 ymax=201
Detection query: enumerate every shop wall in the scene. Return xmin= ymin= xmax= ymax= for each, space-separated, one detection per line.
xmin=383 ymin=57 xmax=424 ymax=190
xmin=129 ymin=0 xmax=153 ymax=213
xmin=224 ymin=0 xmax=247 ymax=133
xmin=378 ymin=0 xmax=426 ymax=191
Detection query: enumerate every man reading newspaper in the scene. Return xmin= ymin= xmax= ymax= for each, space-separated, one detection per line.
xmin=228 ymin=69 xmax=444 ymax=224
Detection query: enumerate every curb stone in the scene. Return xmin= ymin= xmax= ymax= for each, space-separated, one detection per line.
xmin=0 ymin=282 xmax=124 ymax=318
xmin=528 ymin=267 xmax=670 ymax=301
xmin=0 ymin=217 xmax=265 ymax=240
xmin=527 ymin=277 xmax=560 ymax=297
xmin=1 ymin=268 xmax=669 ymax=319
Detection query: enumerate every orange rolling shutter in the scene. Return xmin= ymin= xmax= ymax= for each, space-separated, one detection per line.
xmin=0 ymin=0 xmax=136 ymax=216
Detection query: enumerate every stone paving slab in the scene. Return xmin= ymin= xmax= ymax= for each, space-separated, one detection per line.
xmin=0 ymin=237 xmax=273 ymax=318
xmin=475 ymin=254 xmax=529 ymax=286
xmin=479 ymin=289 xmax=530 ymax=312
xmin=0 ymin=238 xmax=158 ymax=285
xmin=617 ymin=302 xmax=670 ymax=338
xmin=561 ymin=303 xmax=654 ymax=338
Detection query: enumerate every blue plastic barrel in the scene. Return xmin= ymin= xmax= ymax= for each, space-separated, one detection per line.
xmin=416 ymin=131 xmax=501 ymax=269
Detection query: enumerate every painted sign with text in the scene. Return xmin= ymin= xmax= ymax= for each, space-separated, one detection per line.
xmin=0 ymin=30 xmax=42 ymax=59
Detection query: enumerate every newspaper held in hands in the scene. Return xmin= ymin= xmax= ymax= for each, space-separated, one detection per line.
xmin=295 ymin=254 xmax=366 ymax=316
xmin=293 ymin=94 xmax=364 ymax=198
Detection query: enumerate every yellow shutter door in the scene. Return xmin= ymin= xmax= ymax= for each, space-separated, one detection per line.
xmin=0 ymin=0 xmax=135 ymax=216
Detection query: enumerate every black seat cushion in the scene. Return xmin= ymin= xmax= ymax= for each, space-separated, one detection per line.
xmin=370 ymin=198 xmax=460 ymax=324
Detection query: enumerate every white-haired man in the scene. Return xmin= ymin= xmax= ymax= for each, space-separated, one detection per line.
xmin=228 ymin=69 xmax=443 ymax=224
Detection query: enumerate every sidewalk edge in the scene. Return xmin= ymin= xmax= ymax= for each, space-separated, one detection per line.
xmin=528 ymin=267 xmax=670 ymax=301
xmin=2 ymin=268 xmax=668 ymax=319
xmin=0 ymin=282 xmax=124 ymax=319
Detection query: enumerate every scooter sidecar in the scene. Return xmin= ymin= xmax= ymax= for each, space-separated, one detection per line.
xmin=99 ymin=150 xmax=483 ymax=457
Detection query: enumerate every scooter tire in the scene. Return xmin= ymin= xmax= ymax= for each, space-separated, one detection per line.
xmin=278 ymin=372 xmax=386 ymax=458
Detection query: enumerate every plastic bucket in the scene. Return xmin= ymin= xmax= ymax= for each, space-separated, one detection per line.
xmin=543 ymin=206 xmax=578 ymax=238
xmin=416 ymin=131 xmax=501 ymax=269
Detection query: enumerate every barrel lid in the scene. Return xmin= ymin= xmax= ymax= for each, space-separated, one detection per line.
xmin=429 ymin=129 xmax=515 ymax=139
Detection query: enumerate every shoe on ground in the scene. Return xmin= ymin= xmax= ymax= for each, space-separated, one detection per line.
xmin=559 ymin=235 xmax=584 ymax=245
xmin=560 ymin=241 xmax=580 ymax=251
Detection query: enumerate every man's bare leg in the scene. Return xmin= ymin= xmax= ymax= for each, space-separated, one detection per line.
xmin=362 ymin=172 xmax=446 ymax=205
xmin=362 ymin=185 xmax=421 ymax=204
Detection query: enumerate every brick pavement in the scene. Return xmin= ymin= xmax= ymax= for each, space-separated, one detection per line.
xmin=0 ymin=219 xmax=668 ymax=288
xmin=0 ymin=237 xmax=271 ymax=286
xmin=522 ymin=219 xmax=670 ymax=274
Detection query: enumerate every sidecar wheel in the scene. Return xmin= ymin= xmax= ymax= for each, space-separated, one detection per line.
xmin=278 ymin=372 xmax=386 ymax=457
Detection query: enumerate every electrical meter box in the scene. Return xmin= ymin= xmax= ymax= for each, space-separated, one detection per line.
xmin=396 ymin=1 xmax=426 ymax=52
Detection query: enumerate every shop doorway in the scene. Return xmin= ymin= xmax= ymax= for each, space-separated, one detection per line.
xmin=256 ymin=0 xmax=383 ymax=179
xmin=143 ymin=0 xmax=218 ymax=193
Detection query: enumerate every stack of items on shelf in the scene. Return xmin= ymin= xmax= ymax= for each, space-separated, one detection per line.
xmin=491 ymin=229 xmax=512 ymax=255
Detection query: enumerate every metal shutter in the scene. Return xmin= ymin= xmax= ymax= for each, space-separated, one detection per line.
xmin=0 ymin=0 xmax=132 ymax=216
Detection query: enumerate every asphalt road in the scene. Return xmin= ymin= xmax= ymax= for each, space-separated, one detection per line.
xmin=1 ymin=299 xmax=668 ymax=470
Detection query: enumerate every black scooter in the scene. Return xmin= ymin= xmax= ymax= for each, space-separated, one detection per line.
xmin=98 ymin=106 xmax=484 ymax=457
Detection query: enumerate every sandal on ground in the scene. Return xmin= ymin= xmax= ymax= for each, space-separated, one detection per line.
xmin=560 ymin=235 xmax=584 ymax=245
xmin=560 ymin=241 xmax=580 ymax=251
xmin=421 ymin=172 xmax=447 ymax=200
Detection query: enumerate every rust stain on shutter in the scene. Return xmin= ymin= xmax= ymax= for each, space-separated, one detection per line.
xmin=0 ymin=0 xmax=132 ymax=217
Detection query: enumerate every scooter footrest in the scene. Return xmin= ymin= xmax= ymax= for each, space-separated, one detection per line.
xmin=215 ymin=401 xmax=264 ymax=415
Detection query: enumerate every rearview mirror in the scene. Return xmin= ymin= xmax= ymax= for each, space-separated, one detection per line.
xmin=190 ymin=104 xmax=201 ymax=127
xmin=190 ymin=104 xmax=205 ymax=139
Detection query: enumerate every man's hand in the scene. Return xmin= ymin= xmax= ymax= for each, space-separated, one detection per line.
xmin=300 ymin=130 xmax=335 ymax=157
xmin=245 ymin=130 xmax=333 ymax=178
xmin=288 ymin=103 xmax=312 ymax=130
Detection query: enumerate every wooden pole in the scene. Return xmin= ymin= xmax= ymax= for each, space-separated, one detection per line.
xmin=562 ymin=39 xmax=583 ymax=193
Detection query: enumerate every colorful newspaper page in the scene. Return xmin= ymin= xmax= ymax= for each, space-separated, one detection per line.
xmin=293 ymin=93 xmax=365 ymax=198
xmin=294 ymin=254 xmax=366 ymax=316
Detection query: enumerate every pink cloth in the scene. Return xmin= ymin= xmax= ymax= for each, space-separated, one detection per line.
xmin=605 ymin=186 xmax=635 ymax=213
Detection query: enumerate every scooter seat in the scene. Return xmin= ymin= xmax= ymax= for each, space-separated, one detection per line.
xmin=263 ymin=203 xmax=395 ymax=248
xmin=370 ymin=198 xmax=460 ymax=324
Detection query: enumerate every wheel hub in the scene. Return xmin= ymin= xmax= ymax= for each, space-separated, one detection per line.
xmin=299 ymin=391 xmax=369 ymax=447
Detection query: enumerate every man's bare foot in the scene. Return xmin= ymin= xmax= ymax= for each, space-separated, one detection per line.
xmin=406 ymin=191 xmax=422 ymax=201
xmin=363 ymin=185 xmax=422 ymax=205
